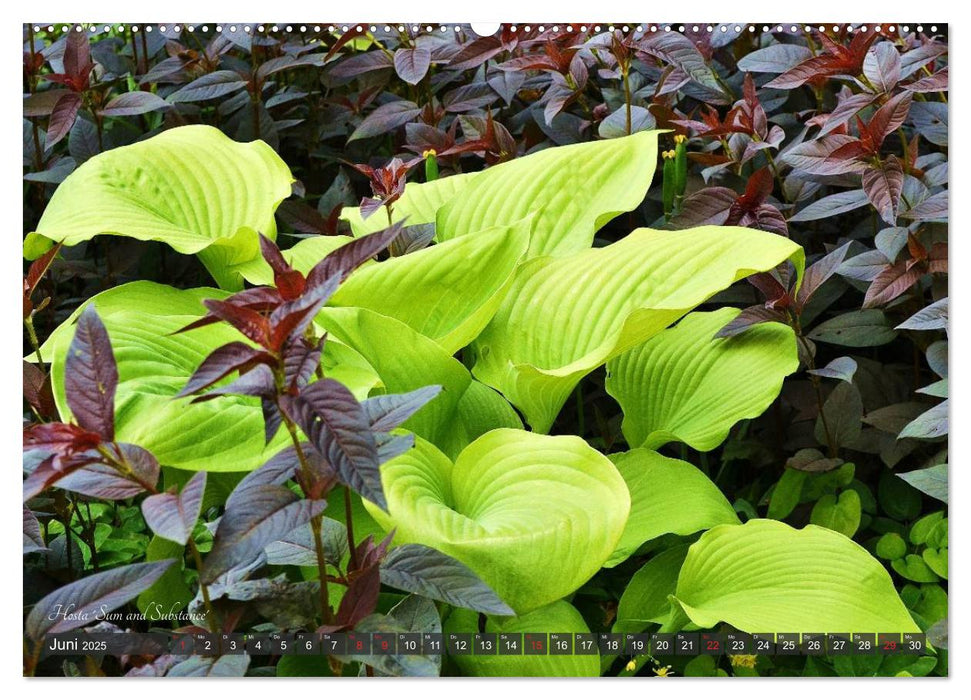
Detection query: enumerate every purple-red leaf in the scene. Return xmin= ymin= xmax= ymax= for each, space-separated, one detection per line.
xmin=100 ymin=91 xmax=172 ymax=117
xmin=65 ymin=305 xmax=118 ymax=440
xmin=178 ymin=342 xmax=271 ymax=398
xmin=203 ymin=485 xmax=326 ymax=584
xmin=25 ymin=560 xmax=176 ymax=641
xmin=795 ymin=242 xmax=853 ymax=311
xmin=349 ymin=101 xmax=421 ymax=142
xmin=863 ymin=261 xmax=924 ymax=308
xmin=202 ymin=299 xmax=270 ymax=347
xmin=394 ymin=47 xmax=432 ymax=85
xmin=863 ymin=42 xmax=901 ymax=94
xmin=280 ymin=379 xmax=383 ymax=510
xmin=46 ymin=92 xmax=82 ymax=149
xmin=284 ymin=336 xmax=325 ymax=391
xmin=142 ymin=471 xmax=207 ymax=545
xmin=306 ymin=221 xmax=403 ymax=288
xmin=862 ymin=156 xmax=904 ymax=225
xmin=361 ymin=386 xmax=443 ymax=432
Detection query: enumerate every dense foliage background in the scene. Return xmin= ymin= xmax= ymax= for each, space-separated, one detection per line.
xmin=23 ymin=22 xmax=947 ymax=677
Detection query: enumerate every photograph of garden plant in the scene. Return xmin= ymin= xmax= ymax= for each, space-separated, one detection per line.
xmin=22 ymin=22 xmax=948 ymax=678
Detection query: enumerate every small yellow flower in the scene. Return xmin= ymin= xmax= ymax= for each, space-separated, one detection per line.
xmin=673 ymin=134 xmax=687 ymax=144
xmin=729 ymin=654 xmax=758 ymax=669
xmin=654 ymin=664 xmax=674 ymax=677
xmin=625 ymin=659 xmax=637 ymax=672
xmin=422 ymin=148 xmax=437 ymax=158
xmin=662 ymin=150 xmax=676 ymax=159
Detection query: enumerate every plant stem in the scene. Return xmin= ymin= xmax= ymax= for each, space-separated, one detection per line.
xmin=282 ymin=415 xmax=333 ymax=624
xmin=622 ymin=66 xmax=632 ymax=135
xmin=344 ymin=487 xmax=358 ymax=570
xmin=24 ymin=316 xmax=44 ymax=369
xmin=186 ymin=537 xmax=220 ymax=633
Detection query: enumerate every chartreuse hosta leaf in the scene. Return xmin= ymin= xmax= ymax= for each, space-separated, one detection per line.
xmin=230 ymin=220 xmax=530 ymax=355
xmin=316 ymin=307 xmax=520 ymax=459
xmin=364 ymin=430 xmax=630 ymax=613
xmin=25 ymin=125 xmax=293 ymax=290
xmin=445 ymin=601 xmax=599 ymax=677
xmin=341 ymin=172 xmax=479 ymax=237
xmin=473 ymin=227 xmax=804 ymax=432
xmin=605 ymin=449 xmax=739 ymax=567
xmin=674 ymin=520 xmax=920 ymax=634
xmin=41 ymin=282 xmax=286 ymax=472
xmin=606 ymin=309 xmax=799 ymax=451
xmin=36 ymin=282 xmax=376 ymax=473
xmin=437 ymin=131 xmax=660 ymax=257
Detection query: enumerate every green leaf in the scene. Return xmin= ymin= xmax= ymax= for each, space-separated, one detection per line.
xmin=364 ymin=430 xmax=629 ymax=613
xmin=341 ymin=172 xmax=478 ymax=237
xmin=332 ymin=219 xmax=530 ymax=353
xmin=437 ymin=131 xmax=661 ymax=257
xmin=316 ymin=307 xmax=520 ymax=458
xmin=876 ymin=533 xmax=908 ymax=560
xmin=42 ymin=282 xmax=289 ymax=472
xmin=808 ymin=310 xmax=899 ymax=347
xmin=899 ymin=400 xmax=948 ymax=440
xmin=809 ymin=490 xmax=862 ymax=537
xmin=767 ymin=468 xmax=807 ymax=520
xmin=892 ymin=554 xmax=939 ymax=583
xmin=615 ymin=545 xmax=690 ymax=633
xmin=606 ymin=309 xmax=798 ymax=451
xmin=922 ymin=548 xmax=948 ymax=579
xmin=605 ymin=449 xmax=738 ymax=567
xmin=473 ymin=226 xmax=803 ymax=431
xmin=26 ymin=125 xmax=293 ymax=290
xmin=674 ymin=519 xmax=920 ymax=633
xmin=444 ymin=601 xmax=599 ymax=677
xmin=897 ymin=464 xmax=948 ymax=504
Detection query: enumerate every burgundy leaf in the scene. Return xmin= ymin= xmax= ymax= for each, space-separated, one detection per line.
xmin=380 ymin=543 xmax=514 ymax=615
xmin=906 ymin=67 xmax=948 ymax=93
xmin=25 ymin=560 xmax=176 ymax=641
xmin=191 ymin=363 xmax=276 ymax=402
xmin=167 ymin=70 xmax=246 ymax=102
xmin=328 ymin=51 xmax=393 ymax=80
xmin=100 ymin=91 xmax=172 ymax=117
xmin=63 ymin=30 xmax=94 ymax=83
xmin=333 ymin=561 xmax=381 ymax=629
xmin=142 ymin=471 xmax=207 ymax=545
xmin=394 ymin=47 xmax=432 ymax=85
xmin=863 ymin=261 xmax=924 ymax=308
xmin=178 ymin=342 xmax=272 ymax=397
xmin=863 ymin=42 xmax=901 ymax=93
xmin=24 ymin=506 xmax=47 ymax=554
xmin=862 ymin=156 xmax=904 ymax=225
xmin=715 ymin=305 xmax=789 ymax=339
xmin=867 ymin=91 xmax=912 ymax=145
xmin=55 ymin=443 xmax=159 ymax=500
xmin=202 ymin=299 xmax=270 ymax=347
xmin=795 ymin=242 xmax=853 ymax=312
xmin=280 ymin=379 xmax=383 ymax=510
xmin=306 ymin=222 xmax=403 ymax=288
xmin=448 ymin=36 xmax=504 ymax=71
xmin=748 ymin=272 xmax=791 ymax=307
xmin=349 ymin=101 xmax=422 ymax=142
xmin=22 ymin=450 xmax=99 ymax=502
xmin=376 ymin=432 xmax=415 ymax=464
xmin=669 ymin=187 xmax=737 ymax=228
xmin=263 ymin=398 xmax=283 ymax=444
xmin=740 ymin=204 xmax=789 ymax=237
xmin=25 ymin=242 xmax=62 ymax=299
xmin=361 ymin=386 xmax=443 ymax=432
xmin=202 ymin=485 xmax=326 ymax=584
xmin=275 ymin=200 xmax=332 ymax=239
xmin=901 ymin=191 xmax=948 ymax=222
xmin=65 ymin=306 xmax=118 ymax=440
xmin=814 ymin=92 xmax=876 ymax=137
xmin=268 ymin=278 xmax=339 ymax=352
xmin=46 ymin=92 xmax=82 ymax=149
xmin=23 ymin=361 xmax=56 ymax=417
xmin=637 ymin=31 xmax=726 ymax=95
xmin=284 ymin=336 xmax=325 ymax=391
xmin=781 ymin=134 xmax=866 ymax=175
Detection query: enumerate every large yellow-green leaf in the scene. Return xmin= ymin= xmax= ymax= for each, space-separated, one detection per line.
xmin=364 ymin=430 xmax=629 ymax=613
xmin=331 ymin=220 xmax=530 ymax=353
xmin=315 ymin=307 xmax=520 ymax=458
xmin=674 ymin=520 xmax=920 ymax=633
xmin=437 ymin=131 xmax=660 ymax=257
xmin=472 ymin=227 xmax=804 ymax=432
xmin=40 ymin=282 xmax=290 ymax=472
xmin=606 ymin=309 xmax=799 ymax=451
xmin=341 ymin=172 xmax=478 ymax=237
xmin=231 ymin=221 xmax=529 ymax=355
xmin=615 ymin=545 xmax=690 ymax=633
xmin=445 ymin=601 xmax=599 ymax=677
xmin=25 ymin=125 xmax=293 ymax=290
xmin=605 ymin=449 xmax=739 ymax=567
